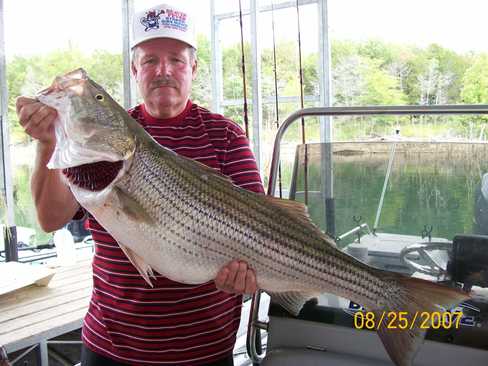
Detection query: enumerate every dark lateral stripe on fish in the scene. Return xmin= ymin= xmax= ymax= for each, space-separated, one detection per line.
xmin=163 ymin=153 xmax=383 ymax=291
xmin=132 ymin=152 xmax=312 ymax=280
xmin=132 ymin=145 xmax=385 ymax=303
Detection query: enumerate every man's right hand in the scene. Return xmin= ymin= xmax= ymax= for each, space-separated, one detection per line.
xmin=16 ymin=97 xmax=57 ymax=145
xmin=16 ymin=96 xmax=80 ymax=232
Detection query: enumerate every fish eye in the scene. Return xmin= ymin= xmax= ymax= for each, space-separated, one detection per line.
xmin=95 ymin=94 xmax=104 ymax=101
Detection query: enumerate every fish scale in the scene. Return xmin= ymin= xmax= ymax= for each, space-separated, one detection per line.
xmin=37 ymin=68 xmax=470 ymax=366
xmin=139 ymin=142 xmax=384 ymax=296
xmin=117 ymin=138 xmax=387 ymax=303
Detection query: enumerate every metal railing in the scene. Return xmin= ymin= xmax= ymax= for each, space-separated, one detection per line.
xmin=247 ymin=104 xmax=488 ymax=363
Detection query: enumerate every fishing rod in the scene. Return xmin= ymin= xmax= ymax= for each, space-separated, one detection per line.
xmin=295 ymin=0 xmax=308 ymax=205
xmin=270 ymin=0 xmax=283 ymax=198
xmin=238 ymin=0 xmax=250 ymax=138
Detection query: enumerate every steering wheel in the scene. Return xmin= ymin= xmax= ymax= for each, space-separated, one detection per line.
xmin=400 ymin=241 xmax=452 ymax=277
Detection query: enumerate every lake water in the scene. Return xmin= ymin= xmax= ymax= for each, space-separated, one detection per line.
xmin=288 ymin=141 xmax=488 ymax=246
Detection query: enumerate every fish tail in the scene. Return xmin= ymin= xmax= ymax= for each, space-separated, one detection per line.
xmin=371 ymin=274 xmax=469 ymax=366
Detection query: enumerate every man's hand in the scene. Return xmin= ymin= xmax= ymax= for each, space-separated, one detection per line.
xmin=16 ymin=96 xmax=80 ymax=232
xmin=215 ymin=260 xmax=258 ymax=295
xmin=16 ymin=96 xmax=57 ymax=145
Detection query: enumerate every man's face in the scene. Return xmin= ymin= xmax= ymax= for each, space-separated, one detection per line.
xmin=131 ymin=38 xmax=197 ymax=119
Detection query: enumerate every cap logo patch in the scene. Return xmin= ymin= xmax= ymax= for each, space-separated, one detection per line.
xmin=140 ymin=8 xmax=188 ymax=33
xmin=140 ymin=9 xmax=165 ymax=31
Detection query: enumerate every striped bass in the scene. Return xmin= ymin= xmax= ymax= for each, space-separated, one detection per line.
xmin=37 ymin=69 xmax=469 ymax=366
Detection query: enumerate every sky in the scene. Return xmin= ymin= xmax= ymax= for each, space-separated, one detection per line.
xmin=3 ymin=0 xmax=488 ymax=58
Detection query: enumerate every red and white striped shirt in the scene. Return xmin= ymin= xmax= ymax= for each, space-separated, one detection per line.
xmin=81 ymin=101 xmax=264 ymax=365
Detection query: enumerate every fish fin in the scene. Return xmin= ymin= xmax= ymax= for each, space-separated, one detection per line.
xmin=118 ymin=244 xmax=154 ymax=287
xmin=157 ymin=145 xmax=234 ymax=184
xmin=269 ymin=291 xmax=319 ymax=316
xmin=372 ymin=274 xmax=469 ymax=366
xmin=114 ymin=187 xmax=155 ymax=225
xmin=264 ymin=195 xmax=336 ymax=246
xmin=178 ymin=155 xmax=234 ymax=185
xmin=164 ymin=145 xmax=331 ymax=245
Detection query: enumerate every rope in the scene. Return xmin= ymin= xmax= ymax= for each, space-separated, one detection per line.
xmin=373 ymin=136 xmax=399 ymax=232
xmin=238 ymin=0 xmax=250 ymax=138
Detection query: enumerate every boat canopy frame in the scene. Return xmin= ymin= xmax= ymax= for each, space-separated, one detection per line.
xmin=248 ymin=103 xmax=488 ymax=363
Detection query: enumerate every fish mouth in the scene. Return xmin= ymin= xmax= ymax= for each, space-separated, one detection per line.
xmin=63 ymin=160 xmax=124 ymax=191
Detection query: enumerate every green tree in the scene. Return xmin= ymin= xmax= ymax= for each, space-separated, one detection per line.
xmin=192 ymin=33 xmax=212 ymax=108
xmin=461 ymin=54 xmax=488 ymax=104
xmin=424 ymin=44 xmax=470 ymax=103
xmin=331 ymin=47 xmax=405 ymax=107
xmin=406 ymin=44 xmax=469 ymax=105
xmin=460 ymin=54 xmax=488 ymax=134
xmin=361 ymin=59 xmax=406 ymax=106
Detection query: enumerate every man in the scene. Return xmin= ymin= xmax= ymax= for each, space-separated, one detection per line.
xmin=17 ymin=3 xmax=263 ymax=365
xmin=474 ymin=173 xmax=488 ymax=235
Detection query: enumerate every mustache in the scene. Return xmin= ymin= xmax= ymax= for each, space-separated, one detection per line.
xmin=150 ymin=78 xmax=177 ymax=89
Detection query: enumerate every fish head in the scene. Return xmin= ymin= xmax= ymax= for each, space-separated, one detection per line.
xmin=37 ymin=68 xmax=136 ymax=170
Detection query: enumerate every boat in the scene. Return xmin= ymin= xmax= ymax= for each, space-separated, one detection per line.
xmin=245 ymin=105 xmax=488 ymax=365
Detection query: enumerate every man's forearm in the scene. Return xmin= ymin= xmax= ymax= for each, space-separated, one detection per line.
xmin=31 ymin=142 xmax=79 ymax=232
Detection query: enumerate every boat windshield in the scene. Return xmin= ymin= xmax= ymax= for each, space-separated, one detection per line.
xmin=268 ymin=140 xmax=488 ymax=352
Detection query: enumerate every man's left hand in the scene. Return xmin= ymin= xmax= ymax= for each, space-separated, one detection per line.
xmin=215 ymin=260 xmax=257 ymax=294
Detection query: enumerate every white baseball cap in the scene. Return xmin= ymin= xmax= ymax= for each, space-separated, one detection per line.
xmin=131 ymin=3 xmax=197 ymax=50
